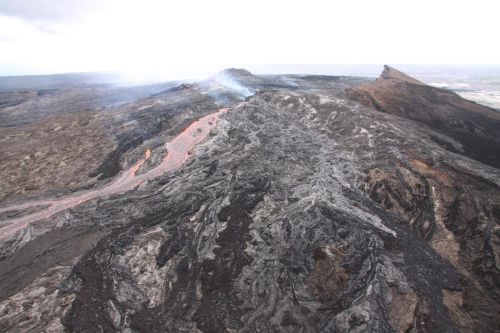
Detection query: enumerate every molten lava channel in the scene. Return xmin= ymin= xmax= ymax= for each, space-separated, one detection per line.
xmin=0 ymin=108 xmax=228 ymax=241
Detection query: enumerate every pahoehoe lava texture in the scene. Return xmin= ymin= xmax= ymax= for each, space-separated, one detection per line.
xmin=0 ymin=68 xmax=499 ymax=332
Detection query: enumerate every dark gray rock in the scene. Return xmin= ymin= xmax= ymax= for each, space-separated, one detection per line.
xmin=0 ymin=68 xmax=499 ymax=332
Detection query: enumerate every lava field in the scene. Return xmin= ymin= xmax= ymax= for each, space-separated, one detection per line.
xmin=0 ymin=67 xmax=499 ymax=332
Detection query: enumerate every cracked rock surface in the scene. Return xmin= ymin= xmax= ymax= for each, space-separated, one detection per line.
xmin=0 ymin=68 xmax=499 ymax=332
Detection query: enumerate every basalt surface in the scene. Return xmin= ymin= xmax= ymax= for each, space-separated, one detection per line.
xmin=0 ymin=68 xmax=499 ymax=332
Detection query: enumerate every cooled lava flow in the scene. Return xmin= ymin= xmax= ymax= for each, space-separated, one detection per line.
xmin=0 ymin=108 xmax=228 ymax=241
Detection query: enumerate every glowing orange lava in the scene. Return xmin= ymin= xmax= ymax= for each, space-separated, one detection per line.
xmin=0 ymin=108 xmax=228 ymax=241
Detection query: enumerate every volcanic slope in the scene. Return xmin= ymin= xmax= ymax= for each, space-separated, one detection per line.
xmin=0 ymin=68 xmax=499 ymax=332
xmin=348 ymin=65 xmax=500 ymax=168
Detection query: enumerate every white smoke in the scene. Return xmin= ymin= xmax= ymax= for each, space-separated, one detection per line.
xmin=210 ymin=71 xmax=254 ymax=98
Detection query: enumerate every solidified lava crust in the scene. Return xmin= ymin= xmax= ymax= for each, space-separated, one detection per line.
xmin=0 ymin=68 xmax=499 ymax=332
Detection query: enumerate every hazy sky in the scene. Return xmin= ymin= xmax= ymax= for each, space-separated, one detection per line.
xmin=1 ymin=0 xmax=499 ymax=77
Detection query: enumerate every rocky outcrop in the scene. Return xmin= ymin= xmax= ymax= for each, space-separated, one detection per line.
xmin=379 ymin=65 xmax=425 ymax=85
xmin=363 ymin=158 xmax=500 ymax=332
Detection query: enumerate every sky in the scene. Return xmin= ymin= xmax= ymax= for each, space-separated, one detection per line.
xmin=1 ymin=0 xmax=499 ymax=78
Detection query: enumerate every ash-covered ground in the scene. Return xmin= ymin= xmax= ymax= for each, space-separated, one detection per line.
xmin=0 ymin=67 xmax=499 ymax=332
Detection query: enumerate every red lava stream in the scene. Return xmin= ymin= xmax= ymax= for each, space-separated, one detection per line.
xmin=0 ymin=108 xmax=228 ymax=241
